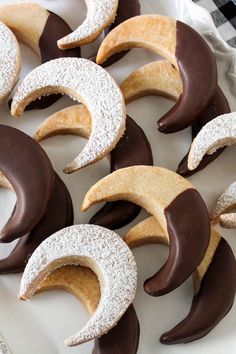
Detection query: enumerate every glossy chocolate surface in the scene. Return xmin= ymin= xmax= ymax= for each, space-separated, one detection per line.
xmin=177 ymin=87 xmax=230 ymax=176
xmin=89 ymin=0 xmax=140 ymax=67
xmin=24 ymin=11 xmax=80 ymax=111
xmin=93 ymin=305 xmax=140 ymax=354
xmin=160 ymin=238 xmax=236 ymax=344
xmin=144 ymin=189 xmax=210 ymax=296
xmin=90 ymin=116 xmax=153 ymax=229
xmin=0 ymin=174 xmax=74 ymax=273
xmin=158 ymin=21 xmax=217 ymax=133
xmin=0 ymin=125 xmax=54 ymax=243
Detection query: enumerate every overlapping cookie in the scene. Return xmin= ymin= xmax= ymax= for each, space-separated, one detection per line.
xmin=120 ymin=60 xmax=230 ymax=176
xmin=0 ymin=2 xmax=80 ymax=110
xmin=19 ymin=224 xmax=137 ymax=347
xmin=188 ymin=112 xmax=236 ymax=228
xmin=125 ymin=218 xmax=236 ymax=344
xmin=57 ymin=0 xmax=119 ymax=49
xmin=0 ymin=125 xmax=55 ymax=242
xmin=0 ymin=173 xmax=74 ymax=273
xmin=96 ymin=14 xmax=217 ymax=133
xmin=11 ymin=58 xmax=126 ymax=173
xmin=38 ymin=266 xmax=140 ymax=353
xmin=34 ymin=106 xmax=153 ymax=229
xmin=81 ymin=166 xmax=210 ymax=296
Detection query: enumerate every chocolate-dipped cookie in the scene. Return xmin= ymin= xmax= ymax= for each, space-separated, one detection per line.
xmin=125 ymin=219 xmax=236 ymax=344
xmin=81 ymin=166 xmax=210 ymax=296
xmin=0 ymin=3 xmax=80 ymax=110
xmin=0 ymin=124 xmax=54 ymax=243
xmin=34 ymin=106 xmax=153 ymax=229
xmin=0 ymin=174 xmax=74 ymax=273
xmin=96 ymin=15 xmax=217 ymax=133
xmin=120 ymin=61 xmax=230 ymax=176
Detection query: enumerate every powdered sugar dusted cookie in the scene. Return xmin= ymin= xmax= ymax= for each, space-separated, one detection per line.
xmin=11 ymin=58 xmax=126 ymax=173
xmin=19 ymin=224 xmax=137 ymax=347
xmin=0 ymin=2 xmax=79 ymax=110
xmin=211 ymin=181 xmax=236 ymax=228
xmin=58 ymin=0 xmax=119 ymax=49
xmin=188 ymin=113 xmax=236 ymax=171
xmin=38 ymin=266 xmax=140 ymax=353
xmin=0 ymin=21 xmax=20 ymax=104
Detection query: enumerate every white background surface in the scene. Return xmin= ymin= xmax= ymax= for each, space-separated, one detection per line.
xmin=0 ymin=0 xmax=235 ymax=353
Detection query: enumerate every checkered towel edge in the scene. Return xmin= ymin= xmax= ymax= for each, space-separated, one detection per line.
xmin=193 ymin=0 xmax=236 ymax=47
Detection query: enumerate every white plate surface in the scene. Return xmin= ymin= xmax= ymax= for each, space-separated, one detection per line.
xmin=0 ymin=0 xmax=235 ymax=353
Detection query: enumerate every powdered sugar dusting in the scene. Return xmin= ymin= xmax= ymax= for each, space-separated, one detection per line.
xmin=188 ymin=113 xmax=236 ymax=170
xmin=19 ymin=224 xmax=137 ymax=346
xmin=0 ymin=22 xmax=20 ymax=103
xmin=211 ymin=182 xmax=236 ymax=222
xmin=11 ymin=58 xmax=126 ymax=170
xmin=58 ymin=0 xmax=118 ymax=46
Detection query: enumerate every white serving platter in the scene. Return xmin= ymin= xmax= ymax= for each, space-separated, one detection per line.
xmin=0 ymin=0 xmax=235 ymax=353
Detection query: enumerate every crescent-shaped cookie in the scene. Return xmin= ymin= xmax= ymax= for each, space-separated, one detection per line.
xmin=57 ymin=0 xmax=118 ymax=49
xmin=96 ymin=14 xmax=217 ymax=133
xmin=11 ymin=58 xmax=126 ymax=173
xmin=0 ymin=2 xmax=79 ymax=110
xmin=81 ymin=166 xmax=210 ymax=296
xmin=37 ymin=266 xmax=140 ymax=353
xmin=19 ymin=224 xmax=137 ymax=346
xmin=188 ymin=113 xmax=236 ymax=171
xmin=0 ymin=125 xmax=54 ymax=243
xmin=89 ymin=0 xmax=140 ymax=67
xmin=211 ymin=182 xmax=236 ymax=228
xmin=0 ymin=21 xmax=20 ymax=104
xmin=34 ymin=107 xmax=153 ymax=229
xmin=0 ymin=174 xmax=74 ymax=273
xmin=125 ymin=218 xmax=236 ymax=344
xmin=120 ymin=60 xmax=230 ymax=176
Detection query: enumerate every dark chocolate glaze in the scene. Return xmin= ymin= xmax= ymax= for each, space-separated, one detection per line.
xmin=0 ymin=125 xmax=54 ymax=243
xmin=144 ymin=188 xmax=210 ymax=296
xmin=90 ymin=116 xmax=153 ymax=229
xmin=160 ymin=238 xmax=236 ymax=344
xmin=9 ymin=11 xmax=81 ymax=111
xmin=0 ymin=174 xmax=74 ymax=273
xmin=177 ymin=86 xmax=230 ymax=176
xmin=93 ymin=305 xmax=140 ymax=354
xmin=89 ymin=0 xmax=140 ymax=67
xmin=158 ymin=21 xmax=217 ymax=133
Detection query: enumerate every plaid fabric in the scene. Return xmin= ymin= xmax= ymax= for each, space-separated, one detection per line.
xmin=192 ymin=0 xmax=236 ymax=47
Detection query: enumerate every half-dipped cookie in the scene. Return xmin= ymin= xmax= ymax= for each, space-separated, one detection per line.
xmin=81 ymin=166 xmax=210 ymax=296
xmin=0 ymin=2 xmax=80 ymax=110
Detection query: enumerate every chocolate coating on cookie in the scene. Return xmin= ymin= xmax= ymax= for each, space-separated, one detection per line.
xmin=161 ymin=238 xmax=236 ymax=344
xmin=93 ymin=305 xmax=140 ymax=354
xmin=90 ymin=116 xmax=153 ymax=229
xmin=0 ymin=125 xmax=54 ymax=243
xmin=158 ymin=21 xmax=217 ymax=133
xmin=177 ymin=87 xmax=230 ymax=176
xmin=144 ymin=189 xmax=210 ymax=296
xmin=6 ymin=9 xmax=80 ymax=111
xmin=89 ymin=0 xmax=140 ymax=67
xmin=0 ymin=174 xmax=73 ymax=273
xmin=25 ymin=11 xmax=80 ymax=110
